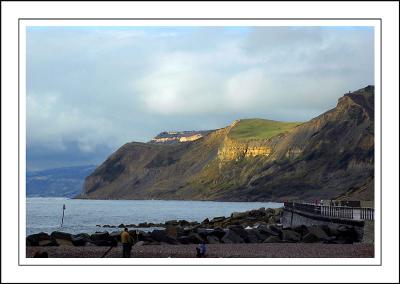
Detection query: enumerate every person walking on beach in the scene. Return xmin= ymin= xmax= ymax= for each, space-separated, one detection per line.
xmin=196 ymin=241 xmax=207 ymax=257
xmin=121 ymin=228 xmax=133 ymax=258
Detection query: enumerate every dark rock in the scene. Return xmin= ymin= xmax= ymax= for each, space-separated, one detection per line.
xmin=323 ymin=236 xmax=338 ymax=244
xmin=165 ymin=226 xmax=185 ymax=239
xmin=209 ymin=227 xmax=227 ymax=240
xmin=302 ymin=233 xmax=322 ymax=243
xmin=256 ymin=225 xmax=279 ymax=238
xmin=231 ymin=211 xmax=247 ymax=219
xmin=118 ymin=224 xmax=125 ymax=228
xmin=128 ymin=230 xmax=139 ymax=241
xmin=137 ymin=231 xmax=154 ymax=242
xmin=26 ymin=232 xmax=51 ymax=246
xmin=90 ymin=232 xmax=110 ymax=242
xmin=165 ymin=220 xmax=178 ymax=226
xmin=151 ymin=230 xmax=178 ymax=244
xmin=39 ymin=239 xmax=59 ymax=246
xmin=263 ymin=236 xmax=282 ymax=243
xmin=280 ymin=229 xmax=301 ymax=242
xmin=210 ymin=216 xmax=226 ymax=223
xmin=292 ymin=225 xmax=308 ymax=237
xmin=177 ymin=236 xmax=191 ymax=244
xmin=335 ymin=225 xmax=360 ymax=244
xmin=71 ymin=233 xmax=90 ymax=246
xmin=227 ymin=225 xmax=248 ymax=241
xmin=110 ymin=231 xmax=122 ymax=242
xmin=50 ymin=231 xmax=72 ymax=241
xmin=253 ymin=221 xmax=268 ymax=228
xmin=90 ymin=231 xmax=117 ymax=246
xmin=248 ymin=209 xmax=267 ymax=218
xmin=318 ymin=224 xmax=332 ymax=236
xmin=221 ymin=229 xmax=244 ymax=244
xmin=177 ymin=232 xmax=204 ymax=244
xmin=196 ymin=228 xmax=214 ymax=239
xmin=201 ymin=218 xmax=209 ymax=224
xmin=246 ymin=229 xmax=262 ymax=243
xmin=186 ymin=232 xmax=204 ymax=244
xmin=268 ymin=224 xmax=282 ymax=235
xmin=326 ymin=224 xmax=340 ymax=236
xmin=206 ymin=235 xmax=220 ymax=244
xmin=51 ymin=231 xmax=73 ymax=245
xmin=304 ymin=225 xmax=329 ymax=241
xmin=178 ymin=220 xmax=190 ymax=226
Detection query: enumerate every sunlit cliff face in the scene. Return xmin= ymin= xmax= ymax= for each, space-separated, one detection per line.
xmin=217 ymin=136 xmax=272 ymax=162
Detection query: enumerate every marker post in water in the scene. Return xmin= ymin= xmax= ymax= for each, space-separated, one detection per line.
xmin=61 ymin=204 xmax=66 ymax=227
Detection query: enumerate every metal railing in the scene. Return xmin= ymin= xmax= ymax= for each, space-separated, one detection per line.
xmin=284 ymin=202 xmax=374 ymax=221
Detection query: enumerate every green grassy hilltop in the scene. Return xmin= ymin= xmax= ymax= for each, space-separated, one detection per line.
xmin=229 ymin=119 xmax=302 ymax=141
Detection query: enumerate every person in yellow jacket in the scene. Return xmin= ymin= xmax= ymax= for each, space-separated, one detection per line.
xmin=121 ymin=228 xmax=133 ymax=258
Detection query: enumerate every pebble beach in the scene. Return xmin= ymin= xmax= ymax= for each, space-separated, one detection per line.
xmin=27 ymin=243 xmax=374 ymax=258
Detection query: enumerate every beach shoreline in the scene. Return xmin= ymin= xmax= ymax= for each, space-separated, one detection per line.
xmin=27 ymin=243 xmax=374 ymax=258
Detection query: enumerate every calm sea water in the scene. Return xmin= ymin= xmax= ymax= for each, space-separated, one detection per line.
xmin=26 ymin=198 xmax=283 ymax=235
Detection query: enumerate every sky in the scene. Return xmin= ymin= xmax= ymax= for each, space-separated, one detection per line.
xmin=26 ymin=26 xmax=374 ymax=171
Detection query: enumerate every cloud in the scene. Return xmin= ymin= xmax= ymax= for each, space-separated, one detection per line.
xmin=26 ymin=26 xmax=374 ymax=170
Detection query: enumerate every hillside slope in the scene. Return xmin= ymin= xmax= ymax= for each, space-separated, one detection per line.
xmin=27 ymin=165 xmax=97 ymax=197
xmin=78 ymin=86 xmax=374 ymax=201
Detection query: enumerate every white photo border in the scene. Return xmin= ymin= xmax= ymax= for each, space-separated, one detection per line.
xmin=18 ymin=18 xmax=381 ymax=267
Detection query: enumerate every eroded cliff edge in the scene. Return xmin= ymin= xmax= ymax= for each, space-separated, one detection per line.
xmin=77 ymin=86 xmax=374 ymax=201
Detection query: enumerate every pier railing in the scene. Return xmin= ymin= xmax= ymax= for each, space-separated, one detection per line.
xmin=284 ymin=202 xmax=374 ymax=221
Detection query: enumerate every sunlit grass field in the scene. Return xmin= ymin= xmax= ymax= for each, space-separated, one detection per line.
xmin=229 ymin=119 xmax=302 ymax=141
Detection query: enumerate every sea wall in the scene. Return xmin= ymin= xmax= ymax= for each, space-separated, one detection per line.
xmin=281 ymin=208 xmax=368 ymax=242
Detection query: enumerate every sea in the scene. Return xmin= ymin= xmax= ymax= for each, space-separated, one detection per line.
xmin=26 ymin=197 xmax=283 ymax=235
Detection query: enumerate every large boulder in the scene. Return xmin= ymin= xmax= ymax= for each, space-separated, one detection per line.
xmin=209 ymin=227 xmax=227 ymax=240
xmin=177 ymin=236 xmax=191 ymax=244
xmin=51 ymin=231 xmax=72 ymax=241
xmin=90 ymin=231 xmax=117 ymax=246
xmin=165 ymin=220 xmax=178 ymax=226
xmin=26 ymin=232 xmax=51 ymax=246
xmin=178 ymin=220 xmax=190 ymax=226
xmin=221 ymin=229 xmax=244 ymax=244
xmin=196 ymin=228 xmax=215 ymax=239
xmin=90 ymin=231 xmax=110 ymax=242
xmin=151 ymin=229 xmax=178 ymax=244
xmin=165 ymin=226 xmax=185 ymax=239
xmin=292 ymin=225 xmax=309 ymax=237
xmin=226 ymin=225 xmax=249 ymax=242
xmin=256 ymin=225 xmax=279 ymax=239
xmin=268 ymin=224 xmax=282 ymax=235
xmin=248 ymin=209 xmax=267 ymax=218
xmin=335 ymin=225 xmax=361 ymax=244
xmin=231 ymin=211 xmax=247 ymax=219
xmin=263 ymin=236 xmax=282 ymax=243
xmin=51 ymin=231 xmax=73 ymax=246
xmin=186 ymin=232 xmax=204 ymax=244
xmin=279 ymin=229 xmax=301 ymax=242
xmin=136 ymin=231 xmax=151 ymax=242
xmin=71 ymin=233 xmax=90 ymax=246
xmin=178 ymin=232 xmax=204 ymax=244
xmin=110 ymin=231 xmax=122 ymax=242
xmin=303 ymin=226 xmax=329 ymax=242
xmin=206 ymin=235 xmax=220 ymax=244
xmin=245 ymin=229 xmax=262 ymax=243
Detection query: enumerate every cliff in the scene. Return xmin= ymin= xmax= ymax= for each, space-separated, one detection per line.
xmin=77 ymin=86 xmax=374 ymax=201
